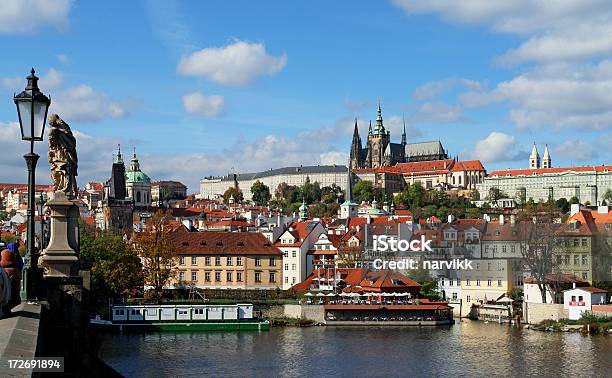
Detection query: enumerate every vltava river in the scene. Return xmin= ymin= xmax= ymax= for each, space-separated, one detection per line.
xmin=99 ymin=321 xmax=612 ymax=377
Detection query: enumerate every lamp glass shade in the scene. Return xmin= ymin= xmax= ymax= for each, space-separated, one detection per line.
xmin=17 ymin=97 xmax=49 ymax=141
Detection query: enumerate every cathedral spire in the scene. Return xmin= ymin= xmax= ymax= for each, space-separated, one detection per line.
xmin=368 ymin=120 xmax=372 ymax=135
xmin=374 ymin=101 xmax=385 ymax=135
xmin=401 ymin=116 xmax=407 ymax=146
xmin=130 ymin=147 xmax=141 ymax=172
xmin=115 ymin=144 xmax=123 ymax=164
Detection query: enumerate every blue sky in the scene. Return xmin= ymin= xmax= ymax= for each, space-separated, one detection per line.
xmin=1 ymin=0 xmax=611 ymax=192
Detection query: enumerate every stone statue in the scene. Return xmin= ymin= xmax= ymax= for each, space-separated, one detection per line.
xmin=48 ymin=114 xmax=78 ymax=199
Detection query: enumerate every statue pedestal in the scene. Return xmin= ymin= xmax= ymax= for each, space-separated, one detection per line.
xmin=39 ymin=191 xmax=79 ymax=278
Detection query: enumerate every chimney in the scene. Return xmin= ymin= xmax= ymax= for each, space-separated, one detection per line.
xmin=367 ymin=215 xmax=372 ymax=224
xmin=597 ymin=205 xmax=609 ymax=214
xmin=499 ymin=214 xmax=505 ymax=225
xmin=570 ymin=203 xmax=580 ymax=216
xmin=447 ymin=214 xmax=455 ymax=223
xmin=572 ymin=282 xmax=576 ymax=289
xmin=510 ymin=214 xmax=516 ymax=225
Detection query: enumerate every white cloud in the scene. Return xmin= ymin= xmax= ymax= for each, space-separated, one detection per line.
xmin=177 ymin=40 xmax=287 ymax=86
xmin=393 ymin=0 xmax=612 ymax=64
xmin=343 ymin=97 xmax=372 ymax=112
xmin=413 ymin=78 xmax=483 ymax=100
xmin=410 ymin=102 xmax=464 ymax=124
xmin=51 ymin=85 xmax=130 ymax=123
xmin=0 ymin=0 xmax=73 ymax=34
xmin=1 ymin=68 xmax=63 ymax=90
xmin=555 ymin=141 xmax=598 ymax=162
xmin=43 ymin=68 xmax=63 ymax=88
xmin=384 ymin=115 xmax=422 ymax=139
xmin=471 ymin=131 xmax=526 ymax=163
xmin=182 ymin=91 xmax=224 ymax=117
xmin=56 ymin=54 xmax=69 ymax=64
xmin=319 ymin=151 xmax=349 ymax=166
xmin=460 ymin=61 xmax=612 ymax=130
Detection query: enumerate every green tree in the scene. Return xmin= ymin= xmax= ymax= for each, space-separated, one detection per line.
xmin=223 ymin=186 xmax=243 ymax=204
xmin=469 ymin=189 xmax=480 ymax=201
xmin=568 ymin=196 xmax=580 ymax=205
xmin=555 ymin=197 xmax=570 ymax=213
xmin=321 ymin=184 xmax=343 ymax=204
xmin=251 ymin=180 xmax=271 ymax=206
xmin=487 ymin=187 xmax=506 ymax=205
xmin=300 ymin=178 xmax=322 ymax=203
xmin=603 ymin=189 xmax=612 ymax=204
xmin=353 ymin=180 xmax=374 ymax=203
xmin=80 ymin=223 xmax=144 ymax=300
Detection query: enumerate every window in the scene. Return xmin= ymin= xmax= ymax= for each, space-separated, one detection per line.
xmin=255 ymin=257 xmax=261 ymax=266
xmin=215 ymin=257 xmax=221 ymax=266
xmin=283 ymin=251 xmax=288 ymax=258
xmin=179 ymin=271 xmax=185 ymax=281
xmin=284 ymin=263 xmax=289 ymax=270
xmin=581 ymin=238 xmax=587 ymax=247
xmin=237 ymin=272 xmax=242 ymax=282
xmin=285 ymin=277 xmax=289 ymax=284
xmin=556 ymin=255 xmax=562 ymax=265
xmin=292 ymin=277 xmax=296 ymax=284
xmin=582 ymin=255 xmax=588 ymax=265
xmin=292 ymin=251 xmax=297 ymax=258
xmin=215 ymin=272 xmax=221 ymax=282
xmin=179 ymin=256 xmax=185 ymax=265
xmin=269 ymin=272 xmax=276 ymax=283
xmin=487 ymin=279 xmax=492 ymax=286
xmin=498 ymin=280 xmax=502 ymax=287
xmin=292 ymin=263 xmax=296 ymax=271
xmin=573 ymin=239 xmax=579 ymax=247
xmin=269 ymin=257 xmax=276 ymax=266
xmin=194 ymin=308 xmax=204 ymax=315
xmin=191 ymin=256 xmax=197 ymax=265
xmin=226 ymin=272 xmax=232 ymax=282
xmin=476 ymin=279 xmax=480 ymax=286
xmin=441 ymin=279 xmax=445 ymax=286
xmin=571 ymin=295 xmax=576 ymax=302
xmin=456 ymin=279 xmax=460 ymax=286
xmin=255 ymin=272 xmax=261 ymax=282
xmin=236 ymin=257 xmax=242 ymax=266
xmin=449 ymin=280 xmax=453 ymax=286
xmin=502 ymin=246 xmax=507 ymax=254
xmin=227 ymin=256 xmax=233 ymax=266
xmin=205 ymin=272 xmax=211 ymax=282
xmin=466 ymin=279 xmax=471 ymax=286
xmin=466 ymin=296 xmax=471 ymax=302
xmin=578 ymin=295 xmax=583 ymax=302
xmin=452 ymin=293 xmax=457 ymax=300
xmin=205 ymin=257 xmax=211 ymax=266
xmin=191 ymin=271 xmax=197 ymax=282
xmin=574 ymin=255 xmax=580 ymax=265
xmin=487 ymin=262 xmax=491 ymax=271
xmin=582 ymin=272 xmax=588 ymax=279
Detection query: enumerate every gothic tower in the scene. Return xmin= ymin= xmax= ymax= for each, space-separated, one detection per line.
xmin=542 ymin=144 xmax=552 ymax=168
xmin=529 ymin=143 xmax=540 ymax=169
xmin=367 ymin=102 xmax=390 ymax=168
xmin=349 ymin=118 xmax=362 ymax=169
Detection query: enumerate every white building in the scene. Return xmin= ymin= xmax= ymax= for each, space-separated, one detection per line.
xmin=563 ymin=286 xmax=609 ymax=320
xmin=477 ymin=146 xmax=612 ymax=205
xmin=200 ymin=165 xmax=348 ymax=201
xmin=274 ymin=220 xmax=326 ymax=289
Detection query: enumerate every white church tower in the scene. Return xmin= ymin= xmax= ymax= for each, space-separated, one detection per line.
xmin=529 ymin=143 xmax=540 ymax=169
xmin=542 ymin=144 xmax=552 ymax=168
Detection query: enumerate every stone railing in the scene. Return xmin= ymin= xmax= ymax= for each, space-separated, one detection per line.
xmin=0 ymin=302 xmax=42 ymax=376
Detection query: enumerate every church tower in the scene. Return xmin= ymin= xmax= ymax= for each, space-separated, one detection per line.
xmin=349 ymin=118 xmax=362 ymax=169
xmin=340 ymin=162 xmax=358 ymax=219
xmin=542 ymin=144 xmax=552 ymax=168
xmin=401 ymin=118 xmax=407 ymax=146
xmin=529 ymin=143 xmax=540 ymax=169
xmin=367 ymin=102 xmax=390 ymax=168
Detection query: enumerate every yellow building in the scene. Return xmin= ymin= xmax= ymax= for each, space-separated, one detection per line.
xmin=460 ymin=259 xmax=514 ymax=317
xmin=170 ymin=226 xmax=282 ymax=290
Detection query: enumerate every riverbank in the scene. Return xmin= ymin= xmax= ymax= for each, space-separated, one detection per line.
xmin=527 ymin=314 xmax=612 ymax=335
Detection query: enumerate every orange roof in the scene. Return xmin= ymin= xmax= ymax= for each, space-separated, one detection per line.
xmin=488 ymin=165 xmax=612 ymax=178
xmin=450 ymin=160 xmax=485 ymax=172
xmin=170 ymin=226 xmax=282 ymax=256
xmin=394 ymin=159 xmax=455 ymax=174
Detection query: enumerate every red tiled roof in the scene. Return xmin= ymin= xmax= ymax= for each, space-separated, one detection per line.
xmin=488 ymin=165 xmax=612 ymax=178
xmin=573 ymin=287 xmax=608 ymax=294
xmin=450 ymin=160 xmax=485 ymax=172
xmin=171 ymin=226 xmax=281 ymax=256
xmin=394 ymin=159 xmax=455 ymax=174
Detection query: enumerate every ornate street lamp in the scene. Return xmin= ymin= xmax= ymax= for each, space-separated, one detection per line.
xmin=37 ymin=192 xmax=46 ymax=249
xmin=14 ymin=68 xmax=51 ymax=300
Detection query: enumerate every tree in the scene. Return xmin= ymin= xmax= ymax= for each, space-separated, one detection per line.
xmin=518 ymin=202 xmax=562 ymax=304
xmin=80 ymin=222 xmax=144 ymax=300
xmin=133 ymin=210 xmax=177 ymax=303
xmin=353 ymin=180 xmax=374 ymax=203
xmin=469 ymin=189 xmax=480 ymax=201
xmin=487 ymin=187 xmax=506 ymax=205
xmin=603 ymin=189 xmax=612 ymax=204
xmin=251 ymin=180 xmax=271 ymax=206
xmin=568 ymin=196 xmax=580 ymax=205
xmin=555 ymin=198 xmax=570 ymax=213
xmin=395 ymin=182 xmax=425 ymax=209
xmin=223 ymin=186 xmax=243 ymax=204
xmin=321 ymin=184 xmax=343 ymax=204
xmin=300 ymin=179 xmax=322 ymax=204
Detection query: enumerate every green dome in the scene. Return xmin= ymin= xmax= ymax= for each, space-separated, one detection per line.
xmin=299 ymin=202 xmax=308 ymax=211
xmin=126 ymin=170 xmax=151 ymax=183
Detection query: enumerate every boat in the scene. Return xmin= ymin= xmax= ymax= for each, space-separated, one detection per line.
xmin=91 ymin=303 xmax=269 ymax=332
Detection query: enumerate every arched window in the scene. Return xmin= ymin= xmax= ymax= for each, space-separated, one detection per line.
xmin=137 ymin=191 xmax=141 ymax=203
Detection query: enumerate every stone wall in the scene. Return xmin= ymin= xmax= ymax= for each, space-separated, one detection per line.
xmin=260 ymin=304 xmax=325 ymax=324
xmin=524 ymin=302 xmax=568 ymax=324
xmin=0 ymin=303 xmax=41 ymax=375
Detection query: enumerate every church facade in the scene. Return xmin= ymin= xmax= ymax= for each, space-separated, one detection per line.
xmin=350 ymin=104 xmax=449 ymax=169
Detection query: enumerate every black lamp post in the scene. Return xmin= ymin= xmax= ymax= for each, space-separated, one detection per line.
xmin=38 ymin=192 xmax=46 ymax=249
xmin=14 ymin=68 xmax=51 ymax=300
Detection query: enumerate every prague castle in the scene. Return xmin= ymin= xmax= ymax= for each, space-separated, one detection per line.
xmin=350 ymin=103 xmax=448 ymax=169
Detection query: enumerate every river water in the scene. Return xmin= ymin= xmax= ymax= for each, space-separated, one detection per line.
xmin=99 ymin=321 xmax=612 ymax=377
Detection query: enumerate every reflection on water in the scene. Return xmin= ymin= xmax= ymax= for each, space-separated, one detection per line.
xmin=99 ymin=321 xmax=612 ymax=377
